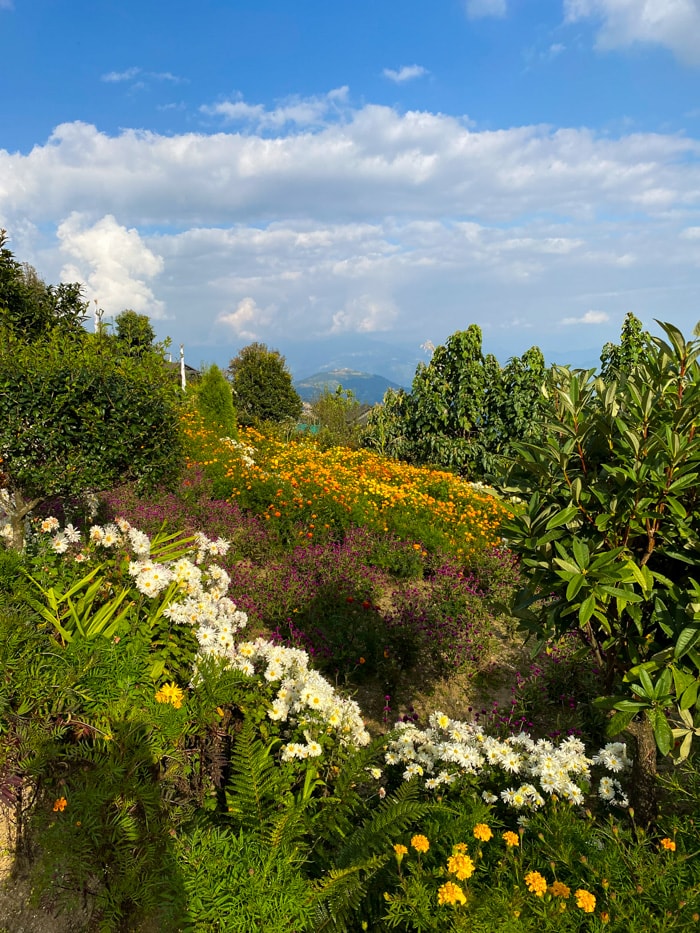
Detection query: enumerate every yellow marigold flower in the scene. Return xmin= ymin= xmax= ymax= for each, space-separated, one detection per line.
xmin=447 ymin=852 xmax=475 ymax=881
xmin=503 ymin=831 xmax=519 ymax=847
xmin=452 ymin=842 xmax=468 ymax=854
xmin=525 ymin=871 xmax=548 ymax=897
xmin=155 ymin=682 xmax=185 ymax=709
xmin=411 ymin=834 xmax=430 ymax=853
xmin=575 ymin=889 xmax=596 ymax=913
xmin=550 ymin=881 xmax=571 ymax=899
xmin=52 ymin=797 xmax=68 ymax=812
xmin=437 ymin=881 xmax=467 ymax=906
xmin=660 ymin=837 xmax=676 ymax=851
xmin=393 ymin=843 xmax=408 ymax=859
xmin=473 ymin=823 xmax=492 ymax=842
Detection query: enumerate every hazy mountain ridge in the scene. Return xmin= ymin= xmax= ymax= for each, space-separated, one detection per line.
xmin=295 ymin=369 xmax=403 ymax=406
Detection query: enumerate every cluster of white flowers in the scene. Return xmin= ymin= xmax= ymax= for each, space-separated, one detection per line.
xmin=36 ymin=515 xmax=369 ymax=757
xmin=384 ymin=712 xmax=631 ymax=811
xmin=199 ymin=635 xmax=370 ymax=754
xmin=223 ymin=438 xmax=256 ymax=469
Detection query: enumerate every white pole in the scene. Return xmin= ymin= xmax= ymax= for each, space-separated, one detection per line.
xmin=180 ymin=344 xmax=186 ymax=391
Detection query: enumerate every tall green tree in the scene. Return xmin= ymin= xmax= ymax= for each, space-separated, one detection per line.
xmin=599 ymin=312 xmax=654 ymax=383
xmin=227 ymin=343 xmax=302 ymax=425
xmin=363 ymin=326 xmax=548 ymax=479
xmin=501 ymin=322 xmax=700 ymax=819
xmin=196 ymin=363 xmax=238 ymax=438
xmin=113 ymin=309 xmax=157 ymax=358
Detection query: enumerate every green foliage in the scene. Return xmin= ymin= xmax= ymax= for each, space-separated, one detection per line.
xmin=0 ymin=230 xmax=88 ymax=340
xmin=600 ymin=312 xmax=654 ymax=383
xmin=502 ymin=321 xmax=700 ymax=765
xmin=227 ymin=342 xmax=303 ymax=425
xmin=309 ymin=385 xmax=363 ymax=449
xmin=196 ymin=364 xmax=238 ymax=439
xmin=0 ymin=329 xmax=184 ymax=546
xmin=113 ymin=308 xmax=157 ymax=357
xmin=363 ymin=326 xmax=548 ymax=479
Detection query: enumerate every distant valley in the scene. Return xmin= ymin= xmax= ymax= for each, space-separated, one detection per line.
xmin=294 ymin=369 xmax=403 ymax=406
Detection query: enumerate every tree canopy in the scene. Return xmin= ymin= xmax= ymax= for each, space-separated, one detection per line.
xmin=0 ymin=234 xmax=183 ymax=547
xmin=227 ymin=342 xmax=302 ymax=425
xmin=363 ymin=325 xmax=548 ymax=479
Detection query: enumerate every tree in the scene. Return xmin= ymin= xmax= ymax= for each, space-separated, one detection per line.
xmin=0 ymin=230 xmax=89 ymax=339
xmin=114 ymin=309 xmax=157 ymax=358
xmin=501 ymin=322 xmax=700 ymax=820
xmin=0 ymin=235 xmax=183 ymax=548
xmin=309 ymin=385 xmax=363 ymax=449
xmin=196 ymin=364 xmax=238 ymax=438
xmin=227 ymin=343 xmax=302 ymax=425
xmin=363 ymin=326 xmax=548 ymax=479
xmin=599 ymin=312 xmax=654 ymax=383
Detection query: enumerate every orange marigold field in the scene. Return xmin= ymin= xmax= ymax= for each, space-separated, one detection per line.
xmin=181 ymin=411 xmax=510 ymax=558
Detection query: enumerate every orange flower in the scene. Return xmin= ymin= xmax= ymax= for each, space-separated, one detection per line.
xmin=660 ymin=837 xmax=676 ymax=851
xmin=52 ymin=797 xmax=68 ymax=812
xmin=502 ymin=831 xmax=519 ymax=847
xmin=411 ymin=834 xmax=430 ymax=853
xmin=575 ymin=889 xmax=596 ymax=913
xmin=550 ymin=881 xmax=571 ymax=898
xmin=473 ymin=823 xmax=492 ymax=842
xmin=525 ymin=871 xmax=547 ymax=897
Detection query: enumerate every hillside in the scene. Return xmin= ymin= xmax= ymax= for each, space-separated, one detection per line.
xmin=294 ymin=368 xmax=402 ymax=405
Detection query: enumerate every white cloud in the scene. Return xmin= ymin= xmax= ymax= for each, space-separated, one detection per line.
xmin=101 ymin=67 xmax=184 ymax=85
xmin=101 ymin=67 xmax=141 ymax=83
xmin=382 ymin=65 xmax=429 ymax=83
xmin=2 ymin=93 xmax=700 ymax=358
xmin=465 ymin=0 xmax=507 ymax=18
xmin=564 ymin=0 xmax=700 ymax=66
xmin=201 ymin=87 xmax=349 ymax=129
xmin=561 ymin=309 xmax=610 ymax=324
xmin=216 ymin=297 xmax=267 ymax=340
xmin=57 ymin=213 xmax=166 ymax=319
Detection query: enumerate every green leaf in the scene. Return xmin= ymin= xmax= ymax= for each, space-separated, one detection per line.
xmin=566 ymin=574 xmax=587 ymax=601
xmin=545 ymin=506 xmax=579 ymax=530
xmin=607 ymin=710 xmax=636 ymax=735
xmin=578 ymin=594 xmax=596 ymax=626
xmin=679 ymin=681 xmax=699 ymax=711
xmin=674 ymin=626 xmax=700 ymax=661
xmin=647 ymin=708 xmax=673 ymax=756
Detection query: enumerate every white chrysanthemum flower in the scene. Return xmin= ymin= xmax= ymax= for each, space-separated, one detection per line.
xmin=116 ymin=517 xmax=131 ymax=533
xmin=63 ymin=523 xmax=81 ymax=543
xmin=41 ymin=516 xmax=60 ymax=533
xmin=128 ymin=527 xmax=151 ymax=557
xmin=89 ymin=525 xmax=105 ymax=542
xmin=52 ymin=533 xmax=69 ymax=554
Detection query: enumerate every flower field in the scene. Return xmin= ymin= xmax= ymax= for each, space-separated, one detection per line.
xmin=1 ymin=404 xmax=699 ymax=932
xmin=181 ymin=410 xmax=510 ymax=559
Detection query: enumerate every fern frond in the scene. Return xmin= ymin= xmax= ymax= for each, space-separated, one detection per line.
xmin=225 ymin=716 xmax=282 ymax=831
xmin=312 ymin=854 xmax=389 ymax=932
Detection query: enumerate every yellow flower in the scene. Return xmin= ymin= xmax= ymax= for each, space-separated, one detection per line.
xmin=52 ymin=797 xmax=68 ymax=812
xmin=473 ymin=823 xmax=492 ymax=842
xmin=411 ymin=834 xmax=430 ymax=853
xmin=393 ymin=843 xmax=408 ymax=860
xmin=437 ymin=881 xmax=467 ymax=906
xmin=660 ymin=837 xmax=676 ymax=851
xmin=525 ymin=871 xmax=548 ymax=897
xmin=452 ymin=842 xmax=468 ymax=854
xmin=575 ymin=889 xmax=596 ymax=913
xmin=155 ymin=682 xmax=185 ymax=709
xmin=503 ymin=831 xmax=519 ymax=847
xmin=550 ymin=881 xmax=571 ymax=899
xmin=447 ymin=852 xmax=475 ymax=881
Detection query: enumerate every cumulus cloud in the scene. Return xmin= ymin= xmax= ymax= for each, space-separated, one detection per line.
xmin=216 ymin=297 xmax=268 ymax=340
xmin=382 ymin=65 xmax=429 ymax=83
xmin=57 ymin=213 xmax=166 ymax=319
xmin=2 ymin=92 xmax=700 ymax=357
xmin=561 ymin=309 xmax=610 ymax=324
xmin=465 ymin=0 xmax=507 ymax=18
xmin=564 ymin=0 xmax=700 ymax=66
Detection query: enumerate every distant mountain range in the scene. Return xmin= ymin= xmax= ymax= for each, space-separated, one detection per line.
xmin=295 ymin=369 xmax=403 ymax=406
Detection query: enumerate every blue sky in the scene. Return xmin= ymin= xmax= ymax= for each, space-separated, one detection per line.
xmin=2 ymin=0 xmax=700 ymax=379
